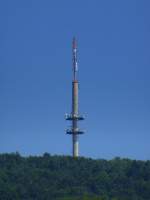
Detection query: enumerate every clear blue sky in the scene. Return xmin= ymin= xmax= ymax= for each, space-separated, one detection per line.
xmin=0 ymin=0 xmax=150 ymax=160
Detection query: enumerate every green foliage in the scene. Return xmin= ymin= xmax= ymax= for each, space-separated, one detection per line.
xmin=0 ymin=153 xmax=149 ymax=200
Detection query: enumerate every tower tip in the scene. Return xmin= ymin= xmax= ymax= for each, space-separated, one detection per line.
xmin=72 ymin=37 xmax=77 ymax=49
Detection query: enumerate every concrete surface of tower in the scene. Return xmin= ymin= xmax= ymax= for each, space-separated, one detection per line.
xmin=65 ymin=37 xmax=85 ymax=158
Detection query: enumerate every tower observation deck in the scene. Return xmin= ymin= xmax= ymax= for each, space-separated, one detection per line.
xmin=65 ymin=38 xmax=85 ymax=158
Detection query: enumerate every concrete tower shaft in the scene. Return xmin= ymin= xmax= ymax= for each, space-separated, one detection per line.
xmin=72 ymin=81 xmax=79 ymax=157
xmin=72 ymin=81 xmax=78 ymax=115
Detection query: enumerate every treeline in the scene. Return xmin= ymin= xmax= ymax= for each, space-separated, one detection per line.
xmin=0 ymin=153 xmax=150 ymax=200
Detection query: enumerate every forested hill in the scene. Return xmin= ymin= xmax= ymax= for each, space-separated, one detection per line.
xmin=0 ymin=153 xmax=150 ymax=200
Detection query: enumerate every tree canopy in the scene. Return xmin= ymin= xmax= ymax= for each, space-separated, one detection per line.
xmin=0 ymin=153 xmax=149 ymax=200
